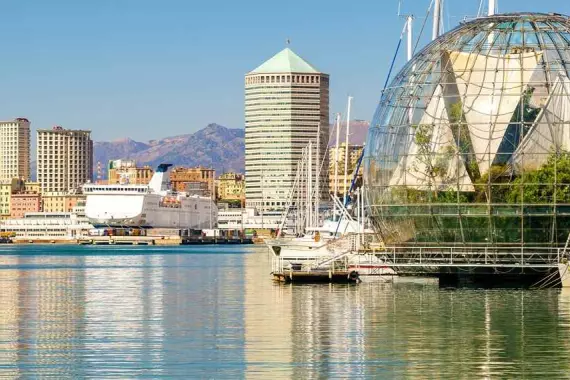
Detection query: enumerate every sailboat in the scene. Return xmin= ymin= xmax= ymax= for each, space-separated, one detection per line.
xmin=266 ymin=97 xmax=395 ymax=278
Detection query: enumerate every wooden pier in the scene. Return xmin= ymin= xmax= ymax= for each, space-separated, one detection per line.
xmin=272 ymin=269 xmax=360 ymax=284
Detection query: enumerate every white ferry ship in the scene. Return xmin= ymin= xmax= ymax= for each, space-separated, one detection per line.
xmin=84 ymin=164 xmax=217 ymax=229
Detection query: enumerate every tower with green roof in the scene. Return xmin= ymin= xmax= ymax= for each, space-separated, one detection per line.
xmin=245 ymin=47 xmax=329 ymax=211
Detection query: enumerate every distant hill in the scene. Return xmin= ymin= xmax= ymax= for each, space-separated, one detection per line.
xmin=32 ymin=120 xmax=368 ymax=181
xmin=93 ymin=123 xmax=245 ymax=177
xmin=328 ymin=120 xmax=369 ymax=146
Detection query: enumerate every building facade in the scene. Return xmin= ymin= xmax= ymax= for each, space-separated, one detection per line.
xmin=169 ymin=167 xmax=215 ymax=197
xmin=328 ymin=143 xmax=364 ymax=195
xmin=37 ymin=127 xmax=93 ymax=193
xmin=9 ymin=180 xmax=41 ymax=218
xmin=42 ymin=192 xmax=86 ymax=213
xmin=0 ymin=118 xmax=30 ymax=181
xmin=245 ymin=47 xmax=329 ymax=211
xmin=10 ymin=192 xmax=41 ymax=219
xmin=107 ymin=159 xmax=153 ymax=185
xmin=0 ymin=183 xmax=12 ymax=218
xmin=217 ymin=172 xmax=245 ymax=202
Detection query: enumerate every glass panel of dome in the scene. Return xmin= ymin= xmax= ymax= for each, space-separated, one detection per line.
xmin=510 ymin=31 xmax=524 ymax=45
xmin=524 ymin=32 xmax=539 ymax=45
xmin=496 ymin=21 xmax=514 ymax=30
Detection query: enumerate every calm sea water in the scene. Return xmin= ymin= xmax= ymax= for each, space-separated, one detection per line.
xmin=0 ymin=244 xmax=568 ymax=378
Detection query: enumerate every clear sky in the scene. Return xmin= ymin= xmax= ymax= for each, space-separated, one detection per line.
xmin=1 ymin=0 xmax=568 ymax=142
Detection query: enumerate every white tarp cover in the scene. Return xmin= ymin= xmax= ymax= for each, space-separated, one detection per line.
xmin=513 ymin=73 xmax=570 ymax=170
xmin=390 ymin=85 xmax=475 ymax=191
xmin=449 ymin=50 xmax=542 ymax=174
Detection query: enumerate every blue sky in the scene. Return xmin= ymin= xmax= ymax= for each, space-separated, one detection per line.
xmin=1 ymin=0 xmax=568 ymax=141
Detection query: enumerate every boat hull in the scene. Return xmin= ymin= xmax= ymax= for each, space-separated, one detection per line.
xmin=86 ymin=193 xmax=217 ymax=229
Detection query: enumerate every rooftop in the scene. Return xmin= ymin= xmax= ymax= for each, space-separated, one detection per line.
xmin=249 ymin=47 xmax=321 ymax=74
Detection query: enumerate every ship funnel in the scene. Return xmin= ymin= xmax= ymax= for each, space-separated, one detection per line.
xmin=149 ymin=164 xmax=173 ymax=193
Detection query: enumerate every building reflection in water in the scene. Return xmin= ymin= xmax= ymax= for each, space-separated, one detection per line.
xmin=1 ymin=248 xmax=570 ymax=377
xmin=244 ymin=250 xmax=367 ymax=379
xmin=0 ymin=251 xmax=167 ymax=377
xmin=0 ymin=254 xmax=86 ymax=378
xmin=0 ymin=255 xmax=22 ymax=378
xmin=244 ymin=248 xmax=570 ymax=379
xmin=244 ymin=250 xmax=293 ymax=379
xmin=159 ymin=249 xmax=246 ymax=377
xmin=83 ymin=254 xmax=164 ymax=377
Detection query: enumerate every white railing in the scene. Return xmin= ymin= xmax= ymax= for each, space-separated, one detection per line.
xmin=376 ymin=246 xmax=563 ymax=267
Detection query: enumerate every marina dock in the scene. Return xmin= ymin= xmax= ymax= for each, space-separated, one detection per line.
xmin=272 ymin=269 xmax=359 ymax=284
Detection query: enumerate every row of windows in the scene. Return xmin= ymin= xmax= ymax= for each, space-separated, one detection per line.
xmin=245 ymin=93 xmax=321 ymax=98
xmin=245 ymin=127 xmax=324 ymax=132
xmin=245 ymin=82 xmax=324 ymax=88
xmin=246 ymin=110 xmax=321 ymax=115
xmin=246 ymin=74 xmax=326 ymax=85
xmin=84 ymin=186 xmax=146 ymax=193
xmin=245 ymin=89 xmax=321 ymax=95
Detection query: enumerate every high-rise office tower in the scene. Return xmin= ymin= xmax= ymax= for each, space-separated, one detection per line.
xmin=245 ymin=47 xmax=329 ymax=210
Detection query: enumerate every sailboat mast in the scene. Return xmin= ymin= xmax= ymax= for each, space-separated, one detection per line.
xmin=333 ymin=113 xmax=341 ymax=220
xmin=343 ymin=96 xmax=352 ymax=205
xmin=315 ymin=123 xmax=320 ymax=228
xmin=307 ymin=141 xmax=313 ymax=230
xmin=361 ymin=186 xmax=365 ymax=245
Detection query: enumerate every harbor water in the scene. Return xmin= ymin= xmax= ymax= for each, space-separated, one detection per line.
xmin=0 ymin=245 xmax=568 ymax=378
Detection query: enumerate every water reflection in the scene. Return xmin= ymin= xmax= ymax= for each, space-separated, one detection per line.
xmin=244 ymin=249 xmax=570 ymax=378
xmin=83 ymin=255 xmax=164 ymax=377
xmin=0 ymin=247 xmax=569 ymax=377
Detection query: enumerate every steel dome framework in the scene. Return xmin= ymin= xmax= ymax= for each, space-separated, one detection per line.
xmin=365 ymin=13 xmax=570 ymax=247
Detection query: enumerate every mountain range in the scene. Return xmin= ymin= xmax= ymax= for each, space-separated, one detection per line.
xmin=88 ymin=121 xmax=370 ymax=178
xmin=93 ymin=123 xmax=245 ymax=178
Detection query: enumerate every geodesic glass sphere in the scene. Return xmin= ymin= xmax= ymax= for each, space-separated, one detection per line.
xmin=364 ymin=13 xmax=570 ymax=247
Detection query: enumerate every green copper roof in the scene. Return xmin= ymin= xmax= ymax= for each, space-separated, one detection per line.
xmin=250 ymin=48 xmax=321 ymax=74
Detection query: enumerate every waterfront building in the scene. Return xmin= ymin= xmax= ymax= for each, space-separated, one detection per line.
xmin=37 ymin=126 xmax=93 ymax=193
xmin=0 ymin=118 xmax=30 ymax=181
xmin=169 ymin=167 xmax=215 ymax=197
xmin=107 ymin=159 xmax=153 ymax=185
xmin=0 ymin=179 xmax=41 ymax=218
xmin=42 ymin=192 xmax=86 ymax=213
xmin=10 ymin=180 xmax=42 ymax=218
xmin=365 ymin=13 xmax=570 ymax=249
xmin=0 ymin=183 xmax=12 ymax=218
xmin=245 ymin=47 xmax=329 ymax=211
xmin=217 ymin=172 xmax=245 ymax=202
xmin=217 ymin=207 xmax=281 ymax=231
xmin=0 ymin=212 xmax=93 ymax=241
xmin=328 ymin=143 xmax=364 ymax=195
xmin=10 ymin=192 xmax=41 ymax=219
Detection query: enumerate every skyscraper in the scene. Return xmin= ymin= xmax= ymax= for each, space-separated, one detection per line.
xmin=0 ymin=118 xmax=30 ymax=181
xmin=245 ymin=47 xmax=329 ymax=211
xmin=37 ymin=127 xmax=93 ymax=193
